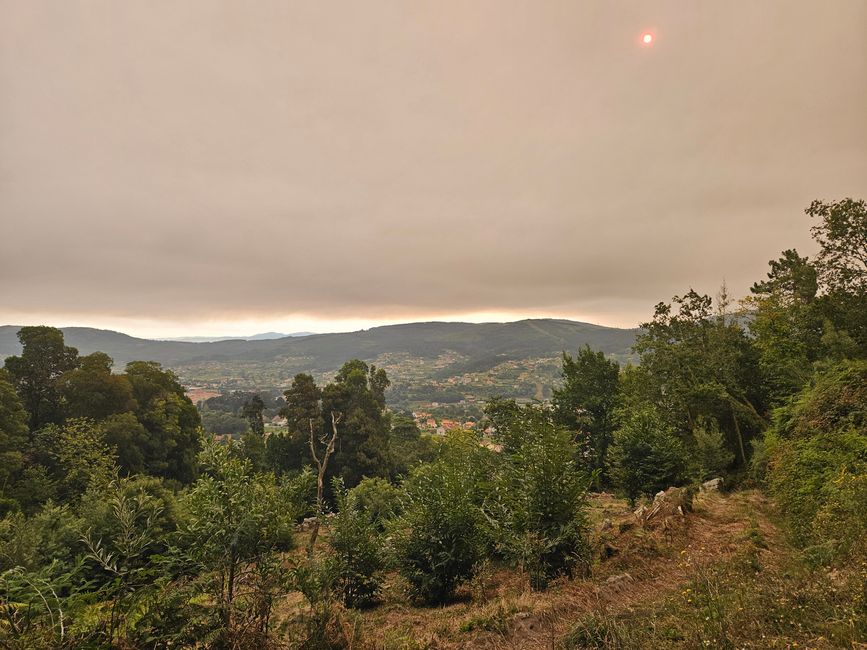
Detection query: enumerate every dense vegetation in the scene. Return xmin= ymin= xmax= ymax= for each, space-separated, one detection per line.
xmin=1 ymin=198 xmax=865 ymax=648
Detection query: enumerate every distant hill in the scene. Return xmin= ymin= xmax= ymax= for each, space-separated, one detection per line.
xmin=0 ymin=320 xmax=639 ymax=410
xmin=160 ymin=332 xmax=316 ymax=343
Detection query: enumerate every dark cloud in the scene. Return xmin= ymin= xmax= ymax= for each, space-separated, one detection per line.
xmin=1 ymin=1 xmax=866 ymax=330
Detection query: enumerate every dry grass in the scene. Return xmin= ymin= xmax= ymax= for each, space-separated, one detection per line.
xmin=272 ymin=488 xmax=861 ymax=649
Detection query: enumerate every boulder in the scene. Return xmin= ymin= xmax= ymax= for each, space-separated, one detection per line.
xmin=701 ymin=477 xmax=723 ymax=492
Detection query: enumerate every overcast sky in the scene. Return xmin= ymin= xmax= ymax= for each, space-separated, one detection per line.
xmin=1 ymin=1 xmax=866 ymax=337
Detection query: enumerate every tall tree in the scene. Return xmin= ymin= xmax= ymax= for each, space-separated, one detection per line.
xmin=323 ymin=361 xmax=391 ymax=488
xmin=123 ymin=361 xmax=201 ymax=483
xmin=4 ymin=326 xmax=79 ymax=431
xmin=0 ymin=369 xmax=29 ymax=510
xmin=553 ymin=345 xmax=620 ymax=476
xmin=59 ymin=352 xmax=136 ymax=420
xmin=807 ymin=198 xmax=867 ymax=351
xmin=632 ymin=289 xmax=766 ymax=465
xmin=746 ymin=249 xmax=824 ymax=401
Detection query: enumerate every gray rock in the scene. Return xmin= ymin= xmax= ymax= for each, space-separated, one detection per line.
xmin=701 ymin=477 xmax=723 ymax=492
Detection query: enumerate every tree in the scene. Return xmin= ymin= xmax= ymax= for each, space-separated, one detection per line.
xmin=4 ymin=326 xmax=79 ymax=431
xmin=274 ymin=374 xmax=322 ymax=473
xmin=808 ymin=198 xmax=867 ymax=350
xmin=123 ymin=362 xmax=201 ymax=483
xmin=58 ymin=352 xmax=136 ymax=421
xmin=553 ymin=346 xmax=620 ymax=477
xmin=486 ymin=409 xmax=592 ymax=590
xmin=632 ymin=289 xmax=766 ymax=465
xmin=241 ymin=395 xmax=265 ymax=437
xmin=609 ymin=407 xmax=687 ymax=505
xmin=747 ymin=249 xmax=824 ymax=401
xmin=390 ymin=432 xmax=490 ymax=604
xmin=321 ymin=361 xmax=391 ymax=489
xmin=0 ymin=369 xmax=29 ymax=512
xmin=180 ymin=438 xmax=305 ymax=636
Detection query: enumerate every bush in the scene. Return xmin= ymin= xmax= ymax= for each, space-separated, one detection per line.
xmin=609 ymin=407 xmax=687 ymax=505
xmin=349 ymin=477 xmax=402 ymax=529
xmin=486 ymin=413 xmax=592 ymax=590
xmin=691 ymin=417 xmax=735 ymax=480
xmin=390 ymin=432 xmax=490 ymax=604
xmin=327 ymin=479 xmax=384 ymax=608
xmin=763 ymin=359 xmax=867 ymax=560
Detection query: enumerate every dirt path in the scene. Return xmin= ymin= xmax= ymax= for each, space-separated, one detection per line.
xmin=355 ymin=489 xmax=785 ymax=649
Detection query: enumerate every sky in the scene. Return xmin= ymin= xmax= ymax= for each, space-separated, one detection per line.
xmin=1 ymin=1 xmax=866 ymax=338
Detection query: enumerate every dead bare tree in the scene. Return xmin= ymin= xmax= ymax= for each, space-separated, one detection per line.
xmin=306 ymin=411 xmax=341 ymax=557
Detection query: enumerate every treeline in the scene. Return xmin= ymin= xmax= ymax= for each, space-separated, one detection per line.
xmin=0 ymin=198 xmax=864 ymax=648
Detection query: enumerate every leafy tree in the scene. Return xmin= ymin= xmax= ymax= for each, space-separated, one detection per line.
xmin=241 ymin=394 xmax=265 ymax=437
xmin=691 ymin=416 xmax=735 ymax=480
xmin=4 ymin=326 xmax=79 ymax=431
xmin=553 ymin=345 xmax=620 ymax=476
xmin=808 ymin=198 xmax=867 ymax=350
xmin=124 ymin=361 xmax=201 ymax=483
xmin=31 ymin=418 xmax=117 ymax=503
xmin=274 ymin=373 xmax=322 ymax=473
xmin=81 ymin=479 xmax=166 ymax=645
xmin=486 ymin=409 xmax=592 ymax=590
xmin=321 ymin=361 xmax=392 ymax=488
xmin=325 ymin=479 xmax=384 ymax=608
xmin=0 ymin=369 xmax=29 ymax=512
xmin=179 ymin=439 xmax=309 ymax=635
xmin=609 ymin=407 xmax=687 ymax=505
xmin=632 ymin=288 xmax=766 ymax=464
xmin=59 ymin=352 xmax=135 ymax=421
xmin=390 ymin=431 xmax=491 ymax=604
xmin=388 ymin=414 xmax=438 ymax=478
xmin=349 ymin=477 xmax=402 ymax=529
xmin=99 ymin=413 xmax=150 ymax=476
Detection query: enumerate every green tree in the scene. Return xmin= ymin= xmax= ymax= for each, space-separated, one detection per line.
xmin=4 ymin=326 xmax=79 ymax=431
xmin=691 ymin=416 xmax=735 ymax=480
xmin=632 ymin=288 xmax=766 ymax=465
xmin=746 ymin=250 xmax=823 ymax=401
xmin=808 ymin=198 xmax=867 ymax=351
xmin=326 ymin=479 xmax=384 ymax=608
xmin=553 ymin=345 xmax=620 ymax=476
xmin=273 ymin=373 xmax=322 ymax=473
xmin=59 ymin=352 xmax=136 ymax=421
xmin=0 ymin=369 xmax=29 ymax=512
xmin=179 ymin=438 xmax=306 ymax=635
xmin=487 ymin=409 xmax=592 ymax=590
xmin=124 ymin=361 xmax=201 ymax=483
xmin=609 ymin=407 xmax=687 ymax=505
xmin=321 ymin=361 xmax=391 ymax=488
xmin=390 ymin=431 xmax=491 ymax=604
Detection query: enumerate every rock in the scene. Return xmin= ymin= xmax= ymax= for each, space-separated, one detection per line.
xmin=600 ymin=518 xmax=613 ymax=531
xmin=605 ymin=572 xmax=633 ymax=585
xmin=701 ymin=477 xmax=723 ymax=492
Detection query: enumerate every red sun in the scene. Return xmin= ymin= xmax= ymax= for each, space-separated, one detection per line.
xmin=641 ymin=32 xmax=654 ymax=45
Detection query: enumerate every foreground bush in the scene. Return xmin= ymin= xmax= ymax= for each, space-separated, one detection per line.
xmin=763 ymin=360 xmax=867 ymax=560
xmin=487 ymin=408 xmax=592 ymax=590
xmin=390 ymin=432 xmax=491 ymax=604
xmin=609 ymin=406 xmax=687 ymax=505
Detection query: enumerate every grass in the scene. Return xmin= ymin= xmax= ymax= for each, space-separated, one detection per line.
xmin=274 ymin=490 xmax=866 ymax=649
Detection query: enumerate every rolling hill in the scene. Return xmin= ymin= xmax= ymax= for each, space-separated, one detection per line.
xmin=0 ymin=320 xmax=639 ymax=410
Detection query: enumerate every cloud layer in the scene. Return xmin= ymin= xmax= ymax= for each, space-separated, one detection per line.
xmin=2 ymin=1 xmax=866 ymax=330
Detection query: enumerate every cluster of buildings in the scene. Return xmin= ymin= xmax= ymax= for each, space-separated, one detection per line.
xmin=412 ymin=411 xmax=477 ymax=436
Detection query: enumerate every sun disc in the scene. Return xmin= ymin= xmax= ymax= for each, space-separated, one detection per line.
xmin=642 ymin=33 xmax=654 ymax=45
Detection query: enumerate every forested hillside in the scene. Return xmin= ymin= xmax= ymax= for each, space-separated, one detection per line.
xmin=0 ymin=199 xmax=865 ymax=648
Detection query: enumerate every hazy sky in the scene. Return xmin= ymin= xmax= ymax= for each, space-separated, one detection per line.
xmin=2 ymin=1 xmax=866 ymax=337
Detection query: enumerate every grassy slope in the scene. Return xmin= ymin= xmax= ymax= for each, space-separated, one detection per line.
xmin=285 ymin=490 xmax=865 ymax=649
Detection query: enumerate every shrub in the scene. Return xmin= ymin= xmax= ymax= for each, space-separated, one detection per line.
xmin=327 ymin=479 xmax=384 ymax=608
xmin=691 ymin=416 xmax=735 ymax=480
xmin=609 ymin=406 xmax=687 ymax=505
xmin=389 ymin=432 xmax=490 ymax=604
xmin=486 ymin=413 xmax=592 ymax=590
xmin=763 ymin=359 xmax=867 ymax=560
xmin=349 ymin=477 xmax=402 ymax=529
